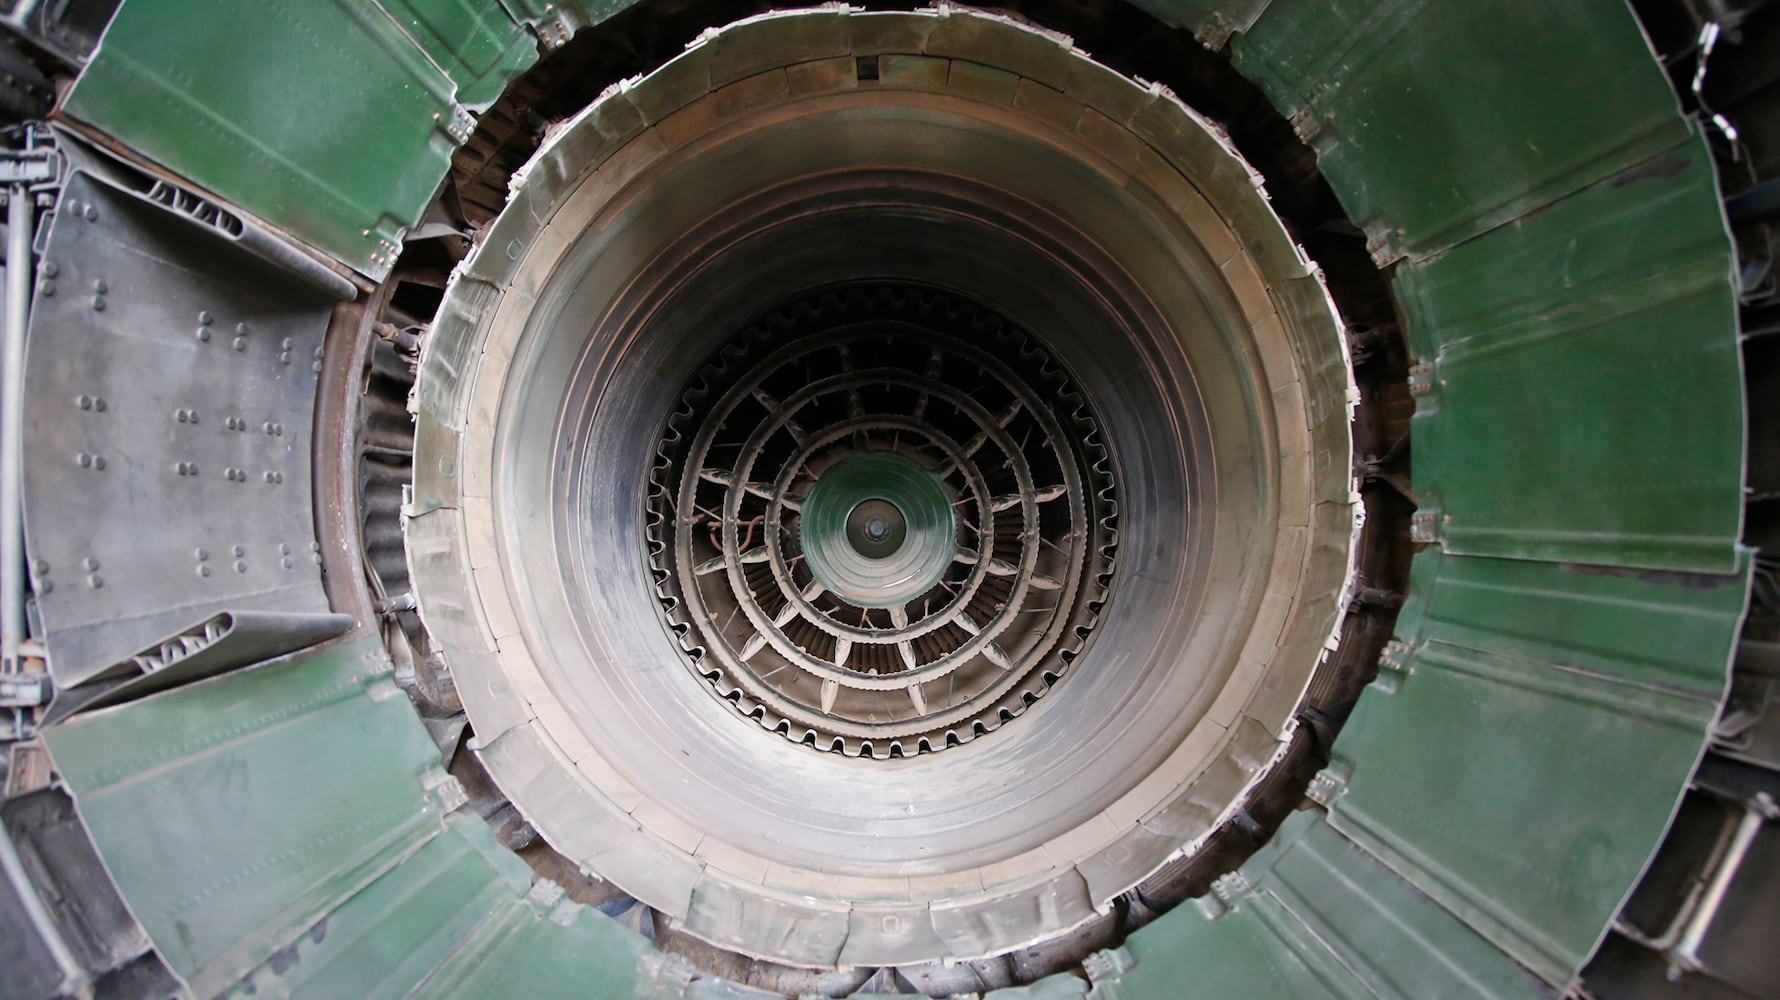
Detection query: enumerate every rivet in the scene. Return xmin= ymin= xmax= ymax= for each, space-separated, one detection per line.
xmin=310 ymin=541 xmax=321 ymax=552
xmin=195 ymin=548 xmax=208 ymax=560
xmin=234 ymin=560 xmax=246 ymax=574
xmin=83 ymin=205 xmax=97 ymax=221
xmin=236 ymin=322 xmax=249 ymax=335
xmin=280 ymin=337 xmax=293 ymax=350
xmin=198 ymin=565 xmax=211 ymax=577
xmin=279 ymin=351 xmax=291 ymax=365
xmin=82 ymin=557 xmax=98 ymax=571
xmin=32 ymin=559 xmax=47 ymax=574
xmin=175 ymin=409 xmax=187 ymax=423
xmin=281 ymin=557 xmax=293 ymax=570
xmin=92 ymin=456 xmax=105 ymax=470
xmin=38 ymin=280 xmax=53 ymax=296
xmin=274 ymin=471 xmax=284 ymax=483
xmin=40 ymin=261 xmax=57 ymax=278
xmin=278 ymin=543 xmax=290 ymax=555
xmin=233 ymin=337 xmax=246 ymax=351
xmin=232 ymin=545 xmax=244 ymax=557
xmin=38 ymin=579 xmax=51 ymax=593
xmin=87 ymin=573 xmax=102 ymax=588
xmin=274 ymin=424 xmax=284 ymax=437
xmin=263 ymin=421 xmax=275 ymax=434
xmin=75 ymin=453 xmax=90 ymax=468
xmin=91 ymin=295 xmax=105 ymax=311
xmin=92 ymin=279 xmax=107 ymax=294
xmin=93 ymin=397 xmax=105 ymax=412
xmin=78 ymin=395 xmax=92 ymax=410
xmin=264 ymin=471 xmax=275 ymax=483
xmin=311 ymin=360 xmax=322 ymax=373
xmin=311 ymin=553 xmax=322 ymax=565
xmin=198 ymin=310 xmax=213 ymax=325
xmin=196 ymin=328 xmax=210 ymax=342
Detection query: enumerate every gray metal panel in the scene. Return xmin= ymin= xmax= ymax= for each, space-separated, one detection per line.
xmin=22 ymin=166 xmax=339 ymax=686
xmin=42 ymin=609 xmax=352 ymax=721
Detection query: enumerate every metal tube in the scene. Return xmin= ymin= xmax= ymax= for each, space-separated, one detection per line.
xmin=1 ymin=185 xmax=28 ymax=674
xmin=0 ymin=182 xmax=84 ymax=996
xmin=1672 ymin=793 xmax=1775 ymax=974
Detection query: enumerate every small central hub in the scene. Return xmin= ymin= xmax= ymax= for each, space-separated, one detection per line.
xmin=799 ymin=451 xmax=955 ymax=609
xmin=846 ymin=498 xmax=906 ymax=557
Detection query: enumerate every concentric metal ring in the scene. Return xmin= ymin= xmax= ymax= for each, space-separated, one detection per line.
xmin=649 ymin=285 xmax=1119 ymax=757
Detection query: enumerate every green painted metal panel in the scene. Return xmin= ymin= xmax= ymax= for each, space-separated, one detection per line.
xmin=410 ymin=885 xmax=660 ymax=1000
xmin=41 ymin=636 xmax=453 ymax=997
xmin=1320 ymin=550 xmax=1751 ymax=986
xmin=64 ymin=0 xmax=534 ymax=279
xmin=1116 ymin=0 xmax=1271 ymax=44
xmin=1098 ymin=810 xmax=1549 ymax=1000
xmin=498 ymin=0 xmax=642 ymax=45
xmin=1231 ymin=0 xmax=1691 ymax=262
xmin=1399 ymin=133 xmax=1741 ymax=572
xmin=379 ymin=0 xmax=538 ymax=108
xmin=223 ymin=814 xmax=533 ymax=1000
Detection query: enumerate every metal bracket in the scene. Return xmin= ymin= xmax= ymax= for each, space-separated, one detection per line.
xmin=0 ymin=674 xmax=47 ymax=707
xmin=1082 ymin=945 xmax=1138 ymax=986
xmin=1410 ymin=509 xmax=1442 ymax=544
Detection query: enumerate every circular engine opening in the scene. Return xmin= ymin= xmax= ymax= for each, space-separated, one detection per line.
xmin=407 ymin=7 xmax=1357 ymax=968
xmin=649 ymin=286 xmax=1119 ymax=756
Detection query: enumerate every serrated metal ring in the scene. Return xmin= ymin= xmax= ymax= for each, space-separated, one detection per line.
xmin=649 ymin=285 xmax=1119 ymax=758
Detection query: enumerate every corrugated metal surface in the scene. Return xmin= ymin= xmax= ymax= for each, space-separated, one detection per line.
xmin=1318 ymin=551 xmax=1750 ymax=986
xmin=61 ymin=0 xmax=536 ymax=279
xmin=1231 ymin=0 xmax=1693 ymax=263
xmin=40 ymin=637 xmax=451 ymax=996
xmin=1091 ymin=0 xmax=1750 ymax=996
xmin=40 ymin=634 xmax=672 ymax=999
xmin=220 ymin=814 xmax=531 ymax=1000
xmin=1398 ymin=134 xmax=1742 ymax=572
xmin=1100 ymin=810 xmax=1551 ymax=999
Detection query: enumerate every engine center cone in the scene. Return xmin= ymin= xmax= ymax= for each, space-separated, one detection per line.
xmin=801 ymin=453 xmax=953 ymax=608
xmin=405 ymin=7 xmax=1357 ymax=969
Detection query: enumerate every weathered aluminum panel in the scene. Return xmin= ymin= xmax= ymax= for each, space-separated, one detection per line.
xmin=1398 ymin=134 xmax=1742 ymax=573
xmin=1231 ymin=0 xmax=1692 ymax=263
xmin=40 ymin=636 xmax=454 ymax=998
xmin=1319 ymin=550 xmax=1752 ymax=986
xmin=22 ymin=167 xmax=337 ymax=687
xmin=1097 ymin=810 xmax=1550 ymax=999
xmin=42 ymin=609 xmax=353 ymax=722
xmin=62 ymin=0 xmax=533 ymax=278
